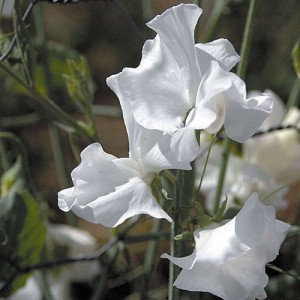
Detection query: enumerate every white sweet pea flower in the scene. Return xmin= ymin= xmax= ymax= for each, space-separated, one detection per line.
xmin=197 ymin=143 xmax=287 ymax=211
xmin=58 ymin=73 xmax=194 ymax=227
xmin=161 ymin=193 xmax=290 ymax=300
xmin=110 ymin=3 xmax=272 ymax=160
xmin=244 ymin=91 xmax=300 ymax=184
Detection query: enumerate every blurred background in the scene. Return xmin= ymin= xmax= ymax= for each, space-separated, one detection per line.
xmin=0 ymin=0 xmax=299 ymax=299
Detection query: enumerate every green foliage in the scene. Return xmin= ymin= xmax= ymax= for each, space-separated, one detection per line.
xmin=13 ymin=0 xmax=36 ymax=84
xmin=63 ymin=56 xmax=95 ymax=113
xmin=0 ymin=163 xmax=46 ymax=297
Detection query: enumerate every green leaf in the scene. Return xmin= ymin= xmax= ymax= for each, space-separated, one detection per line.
xmin=13 ymin=0 xmax=36 ymax=83
xmin=0 ymin=189 xmax=46 ymax=297
xmin=63 ymin=56 xmax=95 ymax=112
xmin=292 ymin=40 xmax=300 ymax=79
xmin=0 ymin=156 xmax=22 ymax=198
xmin=213 ymin=195 xmax=228 ymax=222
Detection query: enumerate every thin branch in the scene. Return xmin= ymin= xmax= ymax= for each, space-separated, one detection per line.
xmin=0 ymin=0 xmax=38 ymax=61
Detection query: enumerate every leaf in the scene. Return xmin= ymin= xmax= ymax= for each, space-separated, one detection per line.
xmin=0 ymin=189 xmax=46 ymax=297
xmin=63 ymin=56 xmax=95 ymax=112
xmin=292 ymin=40 xmax=300 ymax=79
xmin=0 ymin=156 xmax=22 ymax=198
xmin=13 ymin=0 xmax=36 ymax=83
xmin=213 ymin=195 xmax=228 ymax=222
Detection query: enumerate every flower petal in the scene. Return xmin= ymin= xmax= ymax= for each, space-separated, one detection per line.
xmin=191 ymin=60 xmax=232 ymax=132
xmin=147 ymin=3 xmax=202 ymax=94
xmin=195 ymin=38 xmax=240 ymax=71
xmin=170 ymin=128 xmax=200 ymax=163
xmin=58 ymin=143 xmax=172 ymax=227
xmin=107 ymin=73 xmax=194 ymax=171
xmin=110 ymin=35 xmax=190 ymax=133
xmin=224 ymin=77 xmax=273 ymax=142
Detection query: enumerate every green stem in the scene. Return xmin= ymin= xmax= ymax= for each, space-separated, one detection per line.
xmin=286 ymin=78 xmax=300 ymax=111
xmin=33 ymin=3 xmax=70 ymax=190
xmin=236 ymin=0 xmax=256 ymax=80
xmin=89 ymin=244 xmax=119 ymax=300
xmin=197 ymin=134 xmax=216 ymax=196
xmin=0 ymin=140 xmax=9 ymax=171
xmin=213 ymin=137 xmax=231 ymax=213
xmin=169 ymin=170 xmax=185 ymax=300
xmin=213 ymin=0 xmax=256 ymax=213
xmin=202 ymin=0 xmax=230 ymax=43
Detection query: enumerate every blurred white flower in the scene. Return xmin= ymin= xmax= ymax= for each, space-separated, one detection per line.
xmin=162 ymin=193 xmax=290 ymax=300
xmin=8 ymin=277 xmax=41 ymax=300
xmin=197 ymin=143 xmax=287 ymax=211
xmin=110 ymin=3 xmax=272 ymax=164
xmin=244 ymin=91 xmax=300 ymax=184
xmin=0 ymin=0 xmax=14 ymax=18
xmin=47 ymin=224 xmax=100 ymax=300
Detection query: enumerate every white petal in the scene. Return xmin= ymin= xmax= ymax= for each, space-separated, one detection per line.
xmin=224 ymin=79 xmax=273 ymax=142
xmin=58 ymin=143 xmax=172 ymax=227
xmin=161 ymin=250 xmax=197 ymax=270
xmin=107 ymin=73 xmax=194 ymax=171
xmin=147 ymin=3 xmax=202 ymax=94
xmin=195 ymin=38 xmax=240 ymax=71
xmin=72 ymin=177 xmax=172 ymax=227
xmin=109 ymin=36 xmax=190 ymax=133
xmin=192 ymin=60 xmax=232 ymax=132
xmin=248 ymin=89 xmax=285 ymax=130
xmin=170 ymin=128 xmax=200 ymax=163
xmin=235 ymin=193 xmax=265 ymax=248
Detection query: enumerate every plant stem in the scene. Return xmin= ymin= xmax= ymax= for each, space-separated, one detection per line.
xmin=213 ymin=0 xmax=256 ymax=213
xmin=286 ymin=78 xmax=300 ymax=111
xmin=168 ymin=170 xmax=186 ymax=300
xmin=236 ymin=0 xmax=256 ymax=80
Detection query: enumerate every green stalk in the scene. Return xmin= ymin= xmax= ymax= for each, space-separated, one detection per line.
xmin=286 ymin=78 xmax=300 ymax=111
xmin=168 ymin=170 xmax=185 ymax=300
xmin=213 ymin=0 xmax=256 ymax=213
xmin=202 ymin=0 xmax=230 ymax=43
xmin=33 ymin=3 xmax=71 ymax=191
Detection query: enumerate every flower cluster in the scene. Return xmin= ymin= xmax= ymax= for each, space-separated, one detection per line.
xmin=58 ymin=4 xmax=290 ymax=299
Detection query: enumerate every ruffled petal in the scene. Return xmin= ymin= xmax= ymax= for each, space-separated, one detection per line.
xmin=107 ymin=73 xmax=194 ymax=171
xmin=224 ymin=76 xmax=273 ymax=142
xmin=170 ymin=128 xmax=200 ymax=163
xmin=147 ymin=3 xmax=202 ymax=94
xmin=248 ymin=89 xmax=285 ymax=130
xmin=58 ymin=143 xmax=172 ymax=227
xmin=191 ymin=60 xmax=232 ymax=132
xmin=195 ymin=38 xmax=240 ymax=71
xmin=110 ymin=36 xmax=191 ymax=133
xmin=161 ymin=250 xmax=197 ymax=270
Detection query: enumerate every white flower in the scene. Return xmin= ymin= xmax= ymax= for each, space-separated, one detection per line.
xmin=110 ymin=3 xmax=272 ymax=160
xmin=9 ymin=277 xmax=41 ymax=300
xmin=161 ymin=193 xmax=290 ymax=300
xmin=244 ymin=92 xmax=300 ymax=184
xmin=0 ymin=0 xmax=14 ymax=18
xmin=58 ymin=71 xmax=193 ymax=227
xmin=197 ymin=143 xmax=287 ymax=211
xmin=47 ymin=224 xmax=100 ymax=300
